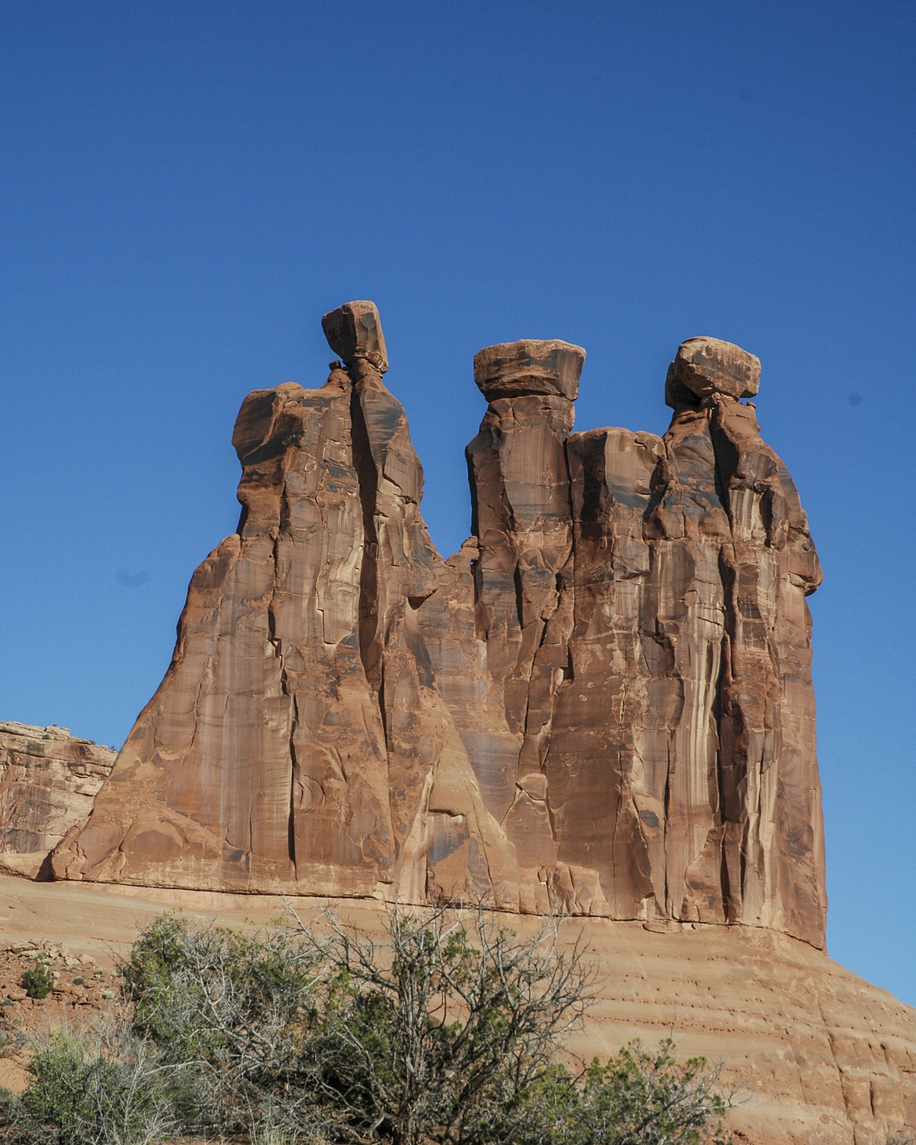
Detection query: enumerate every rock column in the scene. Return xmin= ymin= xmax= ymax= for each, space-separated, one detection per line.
xmin=464 ymin=340 xmax=583 ymax=796
xmin=321 ymin=304 xmax=519 ymax=907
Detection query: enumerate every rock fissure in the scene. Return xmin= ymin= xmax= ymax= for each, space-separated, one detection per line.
xmin=287 ymin=693 xmax=299 ymax=871
xmin=349 ymin=377 xmax=383 ymax=693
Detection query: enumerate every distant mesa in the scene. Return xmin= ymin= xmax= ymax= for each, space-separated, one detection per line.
xmin=0 ymin=722 xmax=115 ymax=879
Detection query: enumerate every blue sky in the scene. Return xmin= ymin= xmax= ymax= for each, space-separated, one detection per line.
xmin=1 ymin=1 xmax=914 ymax=1006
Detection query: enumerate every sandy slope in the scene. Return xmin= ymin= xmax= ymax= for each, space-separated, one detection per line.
xmin=0 ymin=874 xmax=912 ymax=1144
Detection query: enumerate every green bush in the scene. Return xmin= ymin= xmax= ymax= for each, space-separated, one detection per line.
xmin=121 ymin=912 xmax=323 ymax=1141
xmin=22 ymin=960 xmax=54 ymax=1000
xmin=0 ymin=909 xmax=743 ymax=1145
xmin=7 ymin=1022 xmax=178 ymax=1145
xmin=507 ymin=1040 xmax=734 ymax=1145
xmin=301 ymin=907 xmax=594 ymax=1145
xmin=0 ymin=1085 xmax=18 ymax=1127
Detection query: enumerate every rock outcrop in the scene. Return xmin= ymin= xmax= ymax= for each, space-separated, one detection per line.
xmin=0 ymin=723 xmax=115 ymax=878
xmin=52 ymin=306 xmax=826 ymax=948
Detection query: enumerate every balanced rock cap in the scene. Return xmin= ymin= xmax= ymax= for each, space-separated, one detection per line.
xmin=473 ymin=339 xmax=585 ymax=402
xmin=666 ymin=336 xmax=760 ymax=408
xmin=321 ymin=300 xmax=388 ymax=374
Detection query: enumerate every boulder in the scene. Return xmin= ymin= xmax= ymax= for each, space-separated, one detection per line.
xmin=665 ymin=335 xmax=761 ymax=406
xmin=473 ymin=338 xmax=585 ymax=401
xmin=321 ymin=300 xmax=389 ymax=373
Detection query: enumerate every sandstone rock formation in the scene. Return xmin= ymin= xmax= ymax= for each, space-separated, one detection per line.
xmin=0 ymin=723 xmax=115 ymax=878
xmin=52 ymin=304 xmax=516 ymax=904
xmin=52 ymin=306 xmax=826 ymax=949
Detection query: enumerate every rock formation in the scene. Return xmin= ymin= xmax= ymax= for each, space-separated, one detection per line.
xmin=0 ymin=722 xmax=115 ymax=878
xmin=52 ymin=303 xmax=827 ymax=948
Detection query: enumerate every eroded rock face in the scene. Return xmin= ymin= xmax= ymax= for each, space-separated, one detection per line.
xmin=0 ymin=723 xmax=115 ymax=878
xmin=53 ymin=305 xmax=826 ymax=947
xmin=52 ymin=304 xmax=516 ymax=904
xmin=665 ymin=335 xmax=761 ymax=405
xmin=473 ymin=339 xmax=585 ymax=401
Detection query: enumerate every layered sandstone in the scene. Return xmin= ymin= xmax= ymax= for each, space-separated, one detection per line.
xmin=422 ymin=335 xmax=824 ymax=945
xmin=0 ymin=722 xmax=115 ymax=878
xmin=52 ymin=309 xmax=825 ymax=948
xmin=1 ymin=874 xmax=914 ymax=1145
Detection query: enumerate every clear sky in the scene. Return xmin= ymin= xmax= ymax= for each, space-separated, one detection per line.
xmin=1 ymin=1 xmax=913 ymax=1006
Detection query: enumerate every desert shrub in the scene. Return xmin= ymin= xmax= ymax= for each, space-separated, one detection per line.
xmin=3 ymin=907 xmax=738 ymax=1145
xmin=22 ymin=962 xmax=54 ymax=1001
xmin=0 ymin=1086 xmax=18 ymax=1128
xmin=120 ymin=905 xmax=593 ymax=1145
xmin=5 ymin=1018 xmax=178 ymax=1145
xmin=506 ymin=1039 xmax=734 ymax=1145
xmin=121 ymin=912 xmax=325 ymax=1142
xmin=298 ymin=904 xmax=593 ymax=1145
xmin=119 ymin=905 xmax=734 ymax=1145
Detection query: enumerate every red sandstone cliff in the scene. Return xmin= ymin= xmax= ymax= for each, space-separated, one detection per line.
xmin=52 ymin=303 xmax=826 ymax=948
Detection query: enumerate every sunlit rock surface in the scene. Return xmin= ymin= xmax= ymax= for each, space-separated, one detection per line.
xmin=0 ymin=722 xmax=115 ymax=878
xmin=53 ymin=310 xmax=825 ymax=948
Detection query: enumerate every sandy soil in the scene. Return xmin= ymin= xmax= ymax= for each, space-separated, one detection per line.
xmin=0 ymin=874 xmax=913 ymax=1144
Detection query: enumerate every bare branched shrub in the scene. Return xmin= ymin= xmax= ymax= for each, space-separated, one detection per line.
xmin=288 ymin=902 xmax=594 ymax=1145
xmin=121 ymin=913 xmax=326 ymax=1142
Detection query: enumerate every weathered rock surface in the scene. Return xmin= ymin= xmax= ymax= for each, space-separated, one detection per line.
xmin=423 ymin=333 xmax=825 ymax=945
xmin=321 ymin=299 xmax=389 ymax=374
xmin=0 ymin=723 xmax=114 ymax=878
xmin=473 ymin=339 xmax=585 ymax=401
xmin=666 ymin=335 xmax=761 ymax=405
xmin=52 ymin=304 xmax=516 ymax=903
xmin=52 ymin=303 xmax=825 ymax=949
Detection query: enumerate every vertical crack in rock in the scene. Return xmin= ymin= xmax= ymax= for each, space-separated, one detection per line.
xmin=349 ymin=378 xmax=383 ymax=692
xmin=656 ymin=338 xmax=825 ymax=944
xmin=325 ymin=303 xmax=520 ymax=907
xmin=53 ymin=369 xmax=396 ymax=897
xmin=266 ymin=531 xmax=298 ymax=873
xmin=287 ymin=694 xmax=299 ymax=871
